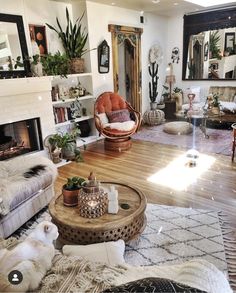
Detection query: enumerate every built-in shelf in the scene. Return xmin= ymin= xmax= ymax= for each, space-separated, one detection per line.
xmin=52 ymin=95 xmax=94 ymax=105
xmin=55 ymin=115 xmax=94 ymax=128
xmin=51 ymin=73 xmax=92 ymax=81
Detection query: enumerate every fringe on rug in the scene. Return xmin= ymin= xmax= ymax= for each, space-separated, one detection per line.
xmin=218 ymin=212 xmax=236 ymax=292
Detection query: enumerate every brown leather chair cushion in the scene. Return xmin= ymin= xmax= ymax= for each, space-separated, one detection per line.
xmin=96 ymin=92 xmax=127 ymax=113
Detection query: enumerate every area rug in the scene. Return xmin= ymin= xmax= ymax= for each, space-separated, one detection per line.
xmin=10 ymin=204 xmax=236 ymax=290
xmin=132 ymin=124 xmax=232 ymax=156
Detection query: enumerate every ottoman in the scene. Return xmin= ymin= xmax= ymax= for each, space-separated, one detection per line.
xmin=163 ymin=121 xmax=193 ymax=135
xmin=143 ymin=110 xmax=165 ymax=126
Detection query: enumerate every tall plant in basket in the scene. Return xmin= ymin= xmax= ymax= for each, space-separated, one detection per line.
xmin=46 ymin=8 xmax=91 ymax=73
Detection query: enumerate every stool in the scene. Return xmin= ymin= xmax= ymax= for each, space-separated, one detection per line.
xmin=232 ymin=123 xmax=236 ymax=162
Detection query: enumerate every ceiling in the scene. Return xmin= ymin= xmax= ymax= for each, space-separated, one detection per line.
xmin=75 ymin=0 xmax=235 ymax=16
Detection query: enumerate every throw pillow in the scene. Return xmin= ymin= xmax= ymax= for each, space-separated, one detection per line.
xmin=62 ymin=239 xmax=125 ymax=265
xmin=107 ymin=109 xmax=131 ymax=123
xmin=102 ymin=277 xmax=207 ymax=293
xmin=98 ymin=113 xmax=109 ymax=126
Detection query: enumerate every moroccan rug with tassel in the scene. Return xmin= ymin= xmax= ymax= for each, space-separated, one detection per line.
xmin=8 ymin=203 xmax=236 ymax=291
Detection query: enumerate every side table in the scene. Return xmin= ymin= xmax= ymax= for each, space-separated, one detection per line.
xmin=164 ymin=100 xmax=176 ymax=120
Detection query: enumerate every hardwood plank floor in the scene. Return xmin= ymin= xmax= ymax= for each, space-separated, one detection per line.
xmin=55 ymin=139 xmax=236 ymax=226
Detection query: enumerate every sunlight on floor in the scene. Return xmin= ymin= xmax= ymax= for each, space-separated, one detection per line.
xmin=147 ymin=151 xmax=216 ymax=191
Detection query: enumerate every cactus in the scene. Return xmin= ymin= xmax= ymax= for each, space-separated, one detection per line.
xmin=148 ymin=62 xmax=159 ymax=102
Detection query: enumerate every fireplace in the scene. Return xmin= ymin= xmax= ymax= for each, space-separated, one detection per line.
xmin=0 ymin=118 xmax=43 ymax=161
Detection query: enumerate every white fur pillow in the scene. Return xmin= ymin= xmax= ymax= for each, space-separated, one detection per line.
xmin=62 ymin=239 xmax=125 ymax=265
xmin=98 ymin=113 xmax=109 ymax=126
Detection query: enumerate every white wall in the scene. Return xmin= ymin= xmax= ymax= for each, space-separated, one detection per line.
xmin=0 ymin=0 xmax=72 ymax=56
xmin=167 ymin=14 xmax=236 ymax=99
xmin=84 ymin=1 xmax=168 ymax=113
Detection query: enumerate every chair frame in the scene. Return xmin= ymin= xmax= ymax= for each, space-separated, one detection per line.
xmin=94 ymin=93 xmax=141 ymax=140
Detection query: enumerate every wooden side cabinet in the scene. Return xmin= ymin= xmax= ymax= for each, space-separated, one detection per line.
xmin=164 ymin=100 xmax=176 ymax=120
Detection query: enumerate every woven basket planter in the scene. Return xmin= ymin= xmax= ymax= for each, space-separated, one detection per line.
xmin=143 ymin=109 xmax=165 ymax=126
xmin=70 ymin=58 xmax=84 ymax=73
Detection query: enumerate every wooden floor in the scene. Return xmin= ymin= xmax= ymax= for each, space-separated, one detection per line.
xmin=55 ymin=139 xmax=236 ymax=226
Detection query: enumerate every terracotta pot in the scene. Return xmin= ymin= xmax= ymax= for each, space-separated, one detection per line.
xmin=62 ymin=187 xmax=80 ymax=206
xmin=70 ymin=58 xmax=84 ymax=73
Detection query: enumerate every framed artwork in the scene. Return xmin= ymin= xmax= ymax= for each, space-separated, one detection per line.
xmin=224 ymin=32 xmax=235 ymax=55
xmin=29 ymin=24 xmax=48 ymax=55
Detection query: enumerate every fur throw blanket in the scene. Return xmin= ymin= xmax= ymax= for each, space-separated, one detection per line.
xmin=0 ymin=156 xmax=57 ymax=216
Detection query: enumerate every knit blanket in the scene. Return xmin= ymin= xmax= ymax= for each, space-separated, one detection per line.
xmin=33 ymin=253 xmax=232 ymax=293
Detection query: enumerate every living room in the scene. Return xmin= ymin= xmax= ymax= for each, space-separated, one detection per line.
xmin=0 ymin=0 xmax=236 ymax=292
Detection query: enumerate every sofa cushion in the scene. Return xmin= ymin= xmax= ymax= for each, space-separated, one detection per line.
xmin=0 ymin=156 xmax=57 ymax=216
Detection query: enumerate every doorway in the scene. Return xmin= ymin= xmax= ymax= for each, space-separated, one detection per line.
xmin=108 ymin=25 xmax=143 ymax=112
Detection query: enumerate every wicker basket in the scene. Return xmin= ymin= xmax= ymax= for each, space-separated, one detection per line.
xmin=70 ymin=58 xmax=84 ymax=73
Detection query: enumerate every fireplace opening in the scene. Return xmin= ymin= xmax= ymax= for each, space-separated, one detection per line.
xmin=225 ymin=70 xmax=233 ymax=78
xmin=0 ymin=118 xmax=43 ymax=161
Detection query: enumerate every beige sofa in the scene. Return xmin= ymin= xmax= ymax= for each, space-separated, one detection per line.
xmin=0 ymin=155 xmax=57 ymax=238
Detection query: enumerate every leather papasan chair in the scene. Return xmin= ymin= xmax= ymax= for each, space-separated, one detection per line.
xmin=94 ymin=92 xmax=141 ymax=151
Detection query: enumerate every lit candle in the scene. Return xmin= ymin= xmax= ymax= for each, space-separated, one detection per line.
xmin=87 ymin=200 xmax=98 ymax=208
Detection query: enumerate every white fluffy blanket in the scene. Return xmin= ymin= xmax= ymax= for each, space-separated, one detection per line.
xmin=104 ymin=120 xmax=135 ymax=131
xmin=0 ymin=156 xmax=57 ymax=216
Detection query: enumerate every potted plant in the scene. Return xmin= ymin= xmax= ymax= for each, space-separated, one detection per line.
xmin=148 ymin=61 xmax=159 ymax=110
xmin=161 ymin=85 xmax=169 ymax=102
xmin=172 ymin=87 xmax=183 ymax=111
xmin=12 ymin=55 xmax=43 ymax=77
xmin=211 ymin=93 xmax=221 ymax=115
xmin=209 ymin=31 xmax=222 ymax=60
xmin=48 ymin=129 xmax=83 ymax=161
xmin=41 ymin=52 xmax=70 ymax=77
xmin=46 ymin=8 xmax=92 ymax=73
xmin=62 ymin=176 xmax=85 ymax=206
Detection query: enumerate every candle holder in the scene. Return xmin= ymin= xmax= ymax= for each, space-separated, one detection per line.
xmin=78 ymin=172 xmax=108 ymax=218
xmin=187 ymin=93 xmax=195 ymax=112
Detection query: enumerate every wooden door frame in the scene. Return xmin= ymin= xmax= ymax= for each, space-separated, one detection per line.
xmin=108 ymin=24 xmax=143 ymax=113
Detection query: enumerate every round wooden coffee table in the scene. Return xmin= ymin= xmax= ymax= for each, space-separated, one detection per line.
xmin=49 ymin=182 xmax=147 ymax=245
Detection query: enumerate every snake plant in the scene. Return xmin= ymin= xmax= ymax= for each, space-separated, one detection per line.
xmin=46 ymin=8 xmax=89 ymax=59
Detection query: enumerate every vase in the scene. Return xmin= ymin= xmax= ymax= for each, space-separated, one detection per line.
xmin=70 ymin=58 xmax=84 ymax=73
xmin=31 ymin=62 xmax=43 ymax=77
xmin=61 ymin=140 xmax=76 ymax=160
xmin=62 ymin=187 xmax=80 ymax=206
xmin=150 ymin=102 xmax=157 ymax=110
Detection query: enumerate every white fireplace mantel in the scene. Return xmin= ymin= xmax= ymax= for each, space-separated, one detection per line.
xmin=0 ymin=76 xmax=55 ymax=158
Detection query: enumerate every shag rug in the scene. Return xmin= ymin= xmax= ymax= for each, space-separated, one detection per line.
xmin=9 ymin=203 xmax=236 ymax=290
xmin=132 ymin=124 xmax=232 ymax=156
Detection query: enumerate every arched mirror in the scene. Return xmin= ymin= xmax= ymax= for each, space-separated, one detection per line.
xmin=98 ymin=40 xmax=109 ymax=74
xmin=0 ymin=13 xmax=30 ymax=78
xmin=108 ymin=25 xmax=143 ymax=113
xmin=183 ymin=7 xmax=236 ymax=80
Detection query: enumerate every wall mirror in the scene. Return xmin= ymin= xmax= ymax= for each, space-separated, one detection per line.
xmin=0 ymin=13 xmax=30 ymax=78
xmin=183 ymin=7 xmax=236 ymax=80
xmin=98 ymin=40 xmax=110 ymax=74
